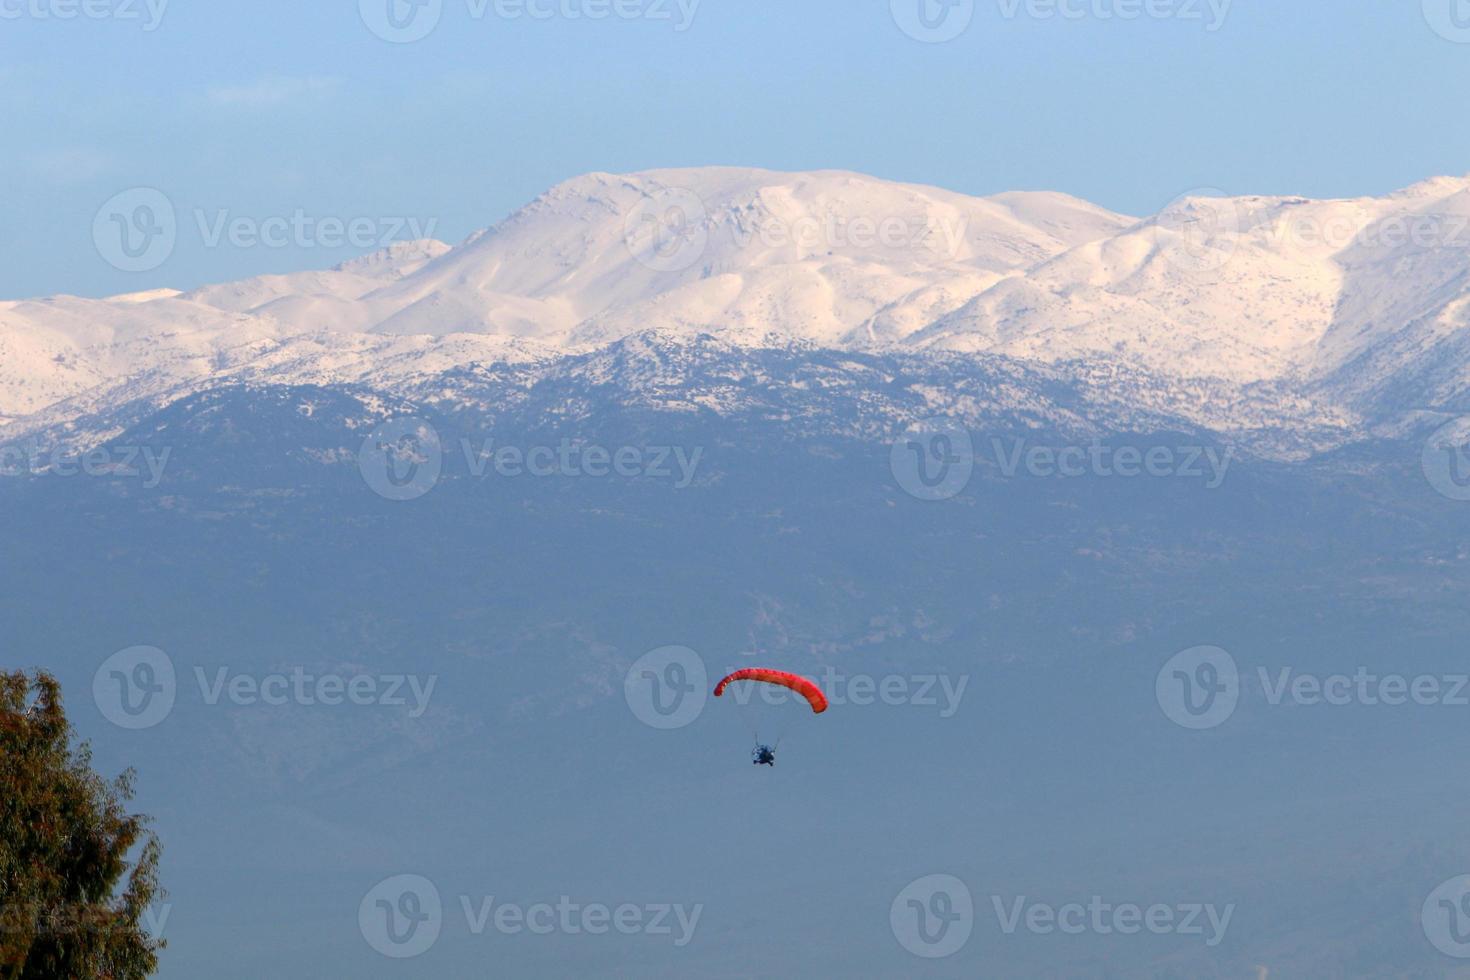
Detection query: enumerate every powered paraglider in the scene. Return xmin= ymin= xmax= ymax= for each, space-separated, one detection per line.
xmin=713 ymin=668 xmax=829 ymax=713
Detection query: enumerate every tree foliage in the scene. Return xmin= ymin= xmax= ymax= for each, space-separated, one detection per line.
xmin=0 ymin=671 xmax=164 ymax=980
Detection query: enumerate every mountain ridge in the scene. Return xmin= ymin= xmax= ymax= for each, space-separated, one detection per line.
xmin=5 ymin=167 xmax=1470 ymax=449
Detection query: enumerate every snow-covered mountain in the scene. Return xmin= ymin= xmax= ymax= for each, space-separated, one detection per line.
xmin=918 ymin=176 xmax=1470 ymax=397
xmin=5 ymin=166 xmax=1470 ymax=451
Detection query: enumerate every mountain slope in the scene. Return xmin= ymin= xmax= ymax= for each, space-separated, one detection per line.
xmin=5 ymin=168 xmax=1470 ymax=447
xmin=915 ymin=179 xmax=1470 ymax=391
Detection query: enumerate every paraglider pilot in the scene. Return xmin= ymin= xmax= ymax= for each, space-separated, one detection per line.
xmin=752 ymin=744 xmax=776 ymax=766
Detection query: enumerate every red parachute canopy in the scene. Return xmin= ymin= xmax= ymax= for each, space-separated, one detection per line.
xmin=713 ymin=669 xmax=829 ymax=714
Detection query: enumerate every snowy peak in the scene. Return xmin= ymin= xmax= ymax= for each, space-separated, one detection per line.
xmin=358 ymin=167 xmax=1133 ymax=345
xmin=917 ymin=176 xmax=1470 ymax=390
xmin=177 ymin=238 xmax=453 ymax=319
xmin=1388 ymin=173 xmax=1470 ymax=200
xmin=5 ymin=168 xmax=1470 ymax=443
xmin=332 ymin=239 xmax=451 ymax=279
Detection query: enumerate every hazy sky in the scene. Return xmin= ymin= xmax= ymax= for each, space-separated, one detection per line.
xmin=4 ymin=0 xmax=1470 ymax=298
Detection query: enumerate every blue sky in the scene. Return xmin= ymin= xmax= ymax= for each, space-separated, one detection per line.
xmin=3 ymin=0 xmax=1470 ymax=298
